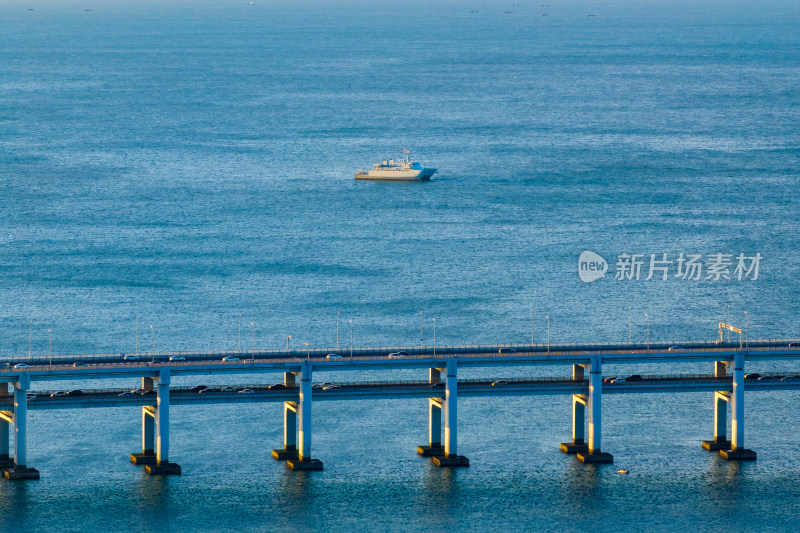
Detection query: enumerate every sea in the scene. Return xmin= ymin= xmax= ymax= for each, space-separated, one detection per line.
xmin=1 ymin=0 xmax=800 ymax=531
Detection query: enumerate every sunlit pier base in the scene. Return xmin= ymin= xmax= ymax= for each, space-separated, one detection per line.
xmin=576 ymin=357 xmax=613 ymax=464
xmin=2 ymin=376 xmax=39 ymax=479
xmin=130 ymin=377 xmax=157 ymax=465
xmin=286 ymin=363 xmax=323 ymax=470
xmin=431 ymin=360 xmax=469 ymax=467
xmin=718 ymin=353 xmax=757 ymax=460
xmin=701 ymin=361 xmax=732 ymax=451
xmin=561 ymin=365 xmax=590 ymax=454
xmin=144 ymin=370 xmax=181 ymax=475
xmin=272 ymin=372 xmax=299 ymax=461
xmin=417 ymin=369 xmax=445 ymax=457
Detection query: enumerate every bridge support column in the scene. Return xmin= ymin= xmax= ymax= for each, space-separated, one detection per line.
xmin=4 ymin=375 xmax=39 ymax=479
xmin=0 ymin=383 xmax=13 ymax=469
xmin=273 ymin=372 xmax=300 ymax=460
xmin=146 ymin=370 xmax=181 ymax=475
xmin=562 ymin=365 xmax=589 ymax=454
xmin=577 ymin=356 xmax=613 ymax=464
xmin=418 ymin=369 xmax=444 ymax=457
xmin=702 ymin=362 xmax=731 ymax=451
xmin=432 ymin=360 xmax=469 ymax=467
xmin=720 ymin=353 xmax=756 ymax=460
xmin=131 ymin=378 xmax=157 ymax=465
xmin=288 ymin=363 xmax=322 ymax=470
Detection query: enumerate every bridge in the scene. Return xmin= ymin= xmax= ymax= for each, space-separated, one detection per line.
xmin=1 ymin=338 xmax=798 ymax=478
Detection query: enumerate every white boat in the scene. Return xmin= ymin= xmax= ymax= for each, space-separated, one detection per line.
xmin=355 ymin=149 xmax=437 ymax=181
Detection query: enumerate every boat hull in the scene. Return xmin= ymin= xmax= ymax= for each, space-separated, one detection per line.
xmin=354 ymin=168 xmax=437 ymax=181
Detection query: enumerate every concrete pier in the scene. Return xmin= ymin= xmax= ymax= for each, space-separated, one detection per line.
xmin=702 ymin=362 xmax=732 ymax=451
xmin=273 ymin=373 xmax=300 ymax=460
xmin=577 ymin=357 xmax=613 ymax=464
xmin=131 ymin=378 xmax=157 ymax=465
xmin=145 ymin=370 xmax=181 ymax=475
xmin=418 ymin=369 xmax=445 ymax=457
xmin=287 ymin=363 xmax=323 ymax=470
xmin=0 ymin=383 xmax=14 ymax=469
xmin=432 ymin=360 xmax=469 ymax=467
xmin=719 ymin=353 xmax=756 ymax=460
xmin=562 ymin=365 xmax=590 ymax=454
xmin=4 ymin=376 xmax=40 ymax=479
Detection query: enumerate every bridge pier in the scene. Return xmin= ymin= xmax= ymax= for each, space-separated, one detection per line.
xmin=418 ymin=369 xmax=444 ymax=457
xmin=720 ymin=353 xmax=756 ymax=460
xmin=561 ymin=365 xmax=589 ymax=454
xmin=131 ymin=378 xmax=157 ymax=465
xmin=577 ymin=356 xmax=613 ymax=464
xmin=287 ymin=363 xmax=322 ymax=470
xmin=273 ymin=373 xmax=299 ymax=460
xmin=702 ymin=362 xmax=732 ymax=451
xmin=145 ymin=370 xmax=181 ymax=475
xmin=432 ymin=360 xmax=469 ymax=467
xmin=4 ymin=375 xmax=39 ymax=479
xmin=0 ymin=383 xmax=13 ymax=469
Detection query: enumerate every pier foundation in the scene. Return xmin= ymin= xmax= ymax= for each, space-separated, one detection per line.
xmin=432 ymin=361 xmax=469 ymax=467
xmin=0 ymin=383 xmax=14 ymax=469
xmin=719 ymin=354 xmax=756 ymax=461
xmin=577 ymin=357 xmax=613 ymax=464
xmin=145 ymin=370 xmax=181 ymax=475
xmin=287 ymin=363 xmax=323 ymax=470
xmin=561 ymin=366 xmax=590 ymax=454
xmin=131 ymin=379 xmax=157 ymax=465
xmin=273 ymin=374 xmax=300 ymax=460
xmin=418 ymin=369 xmax=445 ymax=457
xmin=3 ymin=376 xmax=40 ymax=479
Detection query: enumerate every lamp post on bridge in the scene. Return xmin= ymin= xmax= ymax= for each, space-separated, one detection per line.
xmin=628 ymin=306 xmax=632 ymax=345
xmin=727 ymin=304 xmax=731 ymax=342
xmin=546 ymin=315 xmax=550 ymax=353
xmin=350 ymin=319 xmax=353 ymax=360
xmin=48 ymin=328 xmax=52 ymax=368
xmin=305 ymin=342 xmax=310 ymax=362
xmin=29 ymin=319 xmax=32 ymax=360
xmin=419 ymin=311 xmax=423 ymax=349
xmin=238 ymin=314 xmax=242 ymax=353
xmin=136 ymin=315 xmax=139 ymax=356
xmin=432 ymin=318 xmax=436 ymax=358
xmin=150 ymin=325 xmax=155 ymax=363
xmin=250 ymin=321 xmax=255 ymax=363
xmin=744 ymin=311 xmax=748 ymax=349
xmin=287 ymin=335 xmax=291 ymax=351
xmin=337 ymin=312 xmax=340 ymax=352
xmin=645 ymin=313 xmax=650 ymax=351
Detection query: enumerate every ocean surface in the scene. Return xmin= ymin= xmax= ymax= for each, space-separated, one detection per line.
xmin=1 ymin=0 xmax=800 ymax=531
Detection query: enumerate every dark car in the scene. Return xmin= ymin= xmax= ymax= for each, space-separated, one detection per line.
xmin=744 ymin=373 xmax=762 ymax=380
xmin=269 ymin=383 xmax=287 ymax=390
xmin=67 ymin=389 xmax=84 ymax=396
xmin=626 ymin=375 xmax=644 ymax=382
xmin=189 ymin=385 xmax=208 ymax=393
xmin=498 ymin=348 xmax=517 ymax=354
xmin=199 ymin=388 xmax=218 ymax=394
xmin=139 ymin=390 xmax=156 ymax=396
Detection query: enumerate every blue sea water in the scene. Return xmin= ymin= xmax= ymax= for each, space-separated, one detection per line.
xmin=1 ymin=0 xmax=800 ymax=531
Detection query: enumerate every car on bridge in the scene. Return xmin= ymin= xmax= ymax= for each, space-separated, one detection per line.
xmin=221 ymin=356 xmax=240 ymax=362
xmin=67 ymin=390 xmax=84 ymax=396
xmin=744 ymin=373 xmax=762 ymax=380
xmin=189 ymin=385 xmax=207 ymax=393
xmin=498 ymin=348 xmax=517 ymax=354
xmin=50 ymin=391 xmax=67 ymax=397
xmin=323 ymin=385 xmax=340 ymax=391
xmin=387 ymin=352 xmax=410 ymax=359
xmin=14 ymin=363 xmax=30 ymax=369
xmin=73 ymin=362 xmax=87 ymax=367
xmin=117 ymin=392 xmax=135 ymax=397
xmin=269 ymin=384 xmax=287 ymax=390
xmin=123 ymin=355 xmax=139 ymax=361
xmin=668 ymin=346 xmax=685 ymax=352
xmin=238 ymin=389 xmax=254 ymax=394
xmin=492 ymin=380 xmax=509 ymax=386
xmin=169 ymin=356 xmax=186 ymax=362
xmin=326 ymin=354 xmax=343 ymax=360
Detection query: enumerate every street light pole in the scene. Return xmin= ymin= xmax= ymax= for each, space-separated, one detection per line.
xmin=744 ymin=311 xmax=748 ymax=349
xmin=238 ymin=314 xmax=242 ymax=353
xmin=337 ymin=312 xmax=340 ymax=352
xmin=350 ymin=319 xmax=353 ymax=360
xmin=305 ymin=342 xmax=310 ymax=362
xmin=136 ymin=315 xmax=139 ymax=355
xmin=29 ymin=319 xmax=32 ymax=359
xmin=419 ymin=311 xmax=423 ymax=348
xmin=150 ymin=325 xmax=155 ymax=362
xmin=250 ymin=321 xmax=255 ymax=363
xmin=727 ymin=304 xmax=730 ymax=342
xmin=432 ymin=318 xmax=436 ymax=357
xmin=645 ymin=313 xmax=650 ymax=351
xmin=546 ymin=315 xmax=550 ymax=353
xmin=48 ymin=328 xmax=52 ymax=368
xmin=287 ymin=335 xmax=291 ymax=351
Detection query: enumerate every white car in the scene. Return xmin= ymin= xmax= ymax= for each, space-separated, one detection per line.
xmin=326 ymin=354 xmax=343 ymax=360
xmin=323 ymin=385 xmax=340 ymax=391
xmin=169 ymin=356 xmax=186 ymax=362
xmin=123 ymin=355 xmax=139 ymax=361
xmin=221 ymin=356 xmax=240 ymax=362
xmin=667 ymin=346 xmax=685 ymax=352
xmin=14 ymin=363 xmax=30 ymax=369
xmin=238 ymin=388 xmax=254 ymax=394
xmin=387 ymin=352 xmax=410 ymax=359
